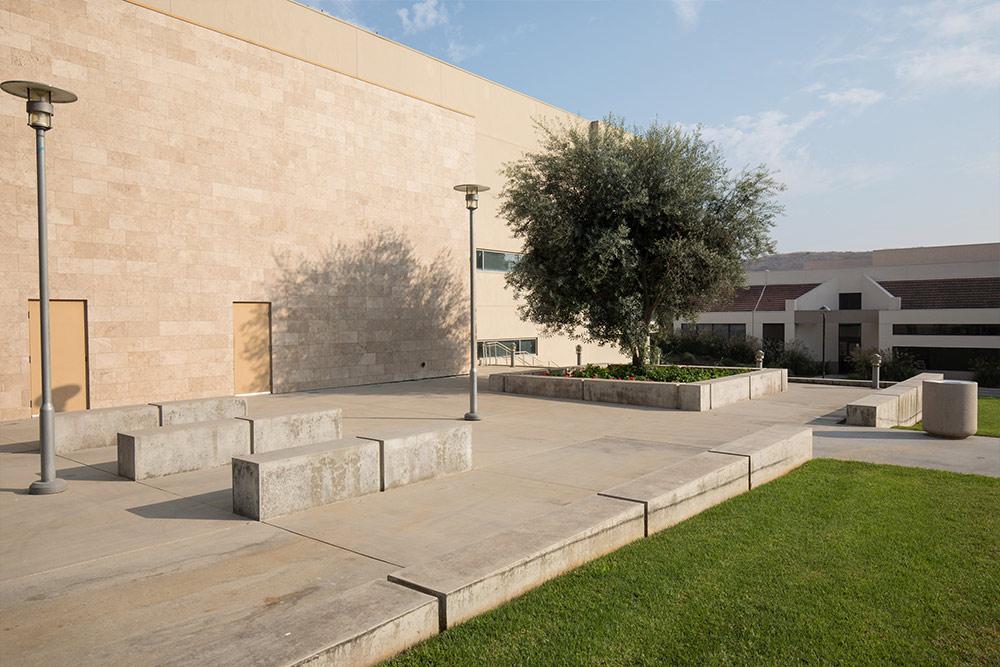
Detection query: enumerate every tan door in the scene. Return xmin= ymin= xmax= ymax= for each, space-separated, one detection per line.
xmin=28 ymin=300 xmax=89 ymax=414
xmin=233 ymin=302 xmax=272 ymax=394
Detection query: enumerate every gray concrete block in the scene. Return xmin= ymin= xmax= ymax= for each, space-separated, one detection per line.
xmin=677 ymin=382 xmax=710 ymax=411
xmin=599 ymin=451 xmax=749 ymax=535
xmin=358 ymin=425 xmax=471 ymax=491
xmin=117 ymin=419 xmax=251 ymax=480
xmin=846 ymin=394 xmax=898 ymax=427
xmin=54 ymin=404 xmax=160 ymax=453
xmin=582 ymin=378 xmax=679 ymax=408
xmin=388 ymin=495 xmax=643 ymax=629
xmin=487 ymin=372 xmax=507 ymax=393
xmin=710 ymin=425 xmax=812 ymax=488
xmin=708 ymin=373 xmax=752 ymax=409
xmin=237 ymin=408 xmax=342 ymax=453
xmin=232 ymin=439 xmax=380 ymax=520
xmin=749 ymin=369 xmax=783 ymax=400
xmin=151 ymin=396 xmax=247 ymax=426
xmin=503 ymin=373 xmax=584 ymax=401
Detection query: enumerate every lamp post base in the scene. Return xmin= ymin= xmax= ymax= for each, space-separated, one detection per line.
xmin=29 ymin=478 xmax=66 ymax=495
xmin=463 ymin=412 xmax=481 ymax=421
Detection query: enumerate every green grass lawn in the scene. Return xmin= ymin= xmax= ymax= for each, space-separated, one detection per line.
xmin=896 ymin=396 xmax=1000 ymax=438
xmin=385 ymin=460 xmax=999 ymax=666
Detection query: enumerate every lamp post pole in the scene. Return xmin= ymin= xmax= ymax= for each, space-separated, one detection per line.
xmin=454 ymin=184 xmax=489 ymax=421
xmin=819 ymin=305 xmax=830 ymax=379
xmin=3 ymin=81 xmax=77 ymax=494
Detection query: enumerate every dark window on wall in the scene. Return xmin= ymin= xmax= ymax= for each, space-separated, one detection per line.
xmin=477 ymin=338 xmax=538 ymax=357
xmin=762 ymin=323 xmax=785 ymax=351
xmin=893 ymin=323 xmax=1000 ymax=336
xmin=476 ymin=249 xmax=523 ymax=272
xmin=681 ymin=323 xmax=746 ymax=340
xmin=839 ymin=293 xmax=862 ymax=310
xmin=894 ymin=346 xmax=1000 ymax=371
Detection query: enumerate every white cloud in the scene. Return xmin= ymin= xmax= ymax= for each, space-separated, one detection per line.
xmin=897 ymin=1 xmax=1000 ymax=90
xmin=801 ymin=82 xmax=826 ymax=93
xmin=671 ymin=0 xmax=705 ymax=29
xmin=397 ymin=0 xmax=448 ymax=34
xmin=447 ymin=40 xmax=483 ymax=63
xmin=896 ymin=42 xmax=1000 ymax=88
xmin=820 ymin=87 xmax=886 ymax=110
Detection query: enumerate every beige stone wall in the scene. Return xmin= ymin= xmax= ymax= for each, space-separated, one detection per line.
xmin=0 ymin=0 xmax=475 ymax=419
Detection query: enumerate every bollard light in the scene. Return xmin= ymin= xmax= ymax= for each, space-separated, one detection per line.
xmin=454 ymin=184 xmax=490 ymax=421
xmin=575 ymin=344 xmax=582 ymax=367
xmin=2 ymin=81 xmax=78 ymax=495
xmin=871 ymin=352 xmax=882 ymax=389
xmin=755 ymin=349 xmax=765 ymax=370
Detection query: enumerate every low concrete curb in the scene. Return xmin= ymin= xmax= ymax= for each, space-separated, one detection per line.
xmin=54 ymin=404 xmax=160 ymax=453
xmin=118 ymin=418 xmax=252 ymax=480
xmin=846 ymin=372 xmax=944 ymax=427
xmin=388 ymin=495 xmax=644 ymax=630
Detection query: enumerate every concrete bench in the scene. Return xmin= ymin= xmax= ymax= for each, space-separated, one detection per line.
xmin=117 ymin=419 xmax=251 ymax=480
xmin=236 ymin=408 xmax=343 ymax=454
xmin=232 ymin=439 xmax=380 ymax=520
xmin=358 ymin=425 xmax=472 ymax=491
xmin=846 ymin=372 xmax=944 ymax=427
xmin=388 ymin=495 xmax=643 ymax=630
xmin=599 ymin=451 xmax=749 ymax=535
xmin=150 ymin=396 xmax=247 ymax=426
xmin=709 ymin=425 xmax=812 ymax=489
xmin=54 ymin=404 xmax=160 ymax=453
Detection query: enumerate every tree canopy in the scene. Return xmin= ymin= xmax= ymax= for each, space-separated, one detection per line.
xmin=500 ymin=117 xmax=783 ymax=365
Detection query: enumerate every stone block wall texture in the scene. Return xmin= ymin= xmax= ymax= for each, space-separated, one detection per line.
xmin=0 ymin=0 xmax=475 ymax=420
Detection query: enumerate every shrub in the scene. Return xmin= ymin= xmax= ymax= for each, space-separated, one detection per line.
xmin=568 ymin=363 xmax=746 ymax=383
xmin=972 ymin=356 xmax=1000 ymax=388
xmin=772 ymin=341 xmax=821 ymax=377
xmin=848 ymin=347 xmax=925 ymax=382
xmin=660 ymin=332 xmax=759 ymax=366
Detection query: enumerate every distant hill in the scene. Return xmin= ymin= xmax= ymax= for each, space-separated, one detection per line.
xmin=746 ymin=250 xmax=873 ymax=272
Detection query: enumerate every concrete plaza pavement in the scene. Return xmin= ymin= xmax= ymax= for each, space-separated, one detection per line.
xmin=1 ymin=374 xmax=994 ymax=665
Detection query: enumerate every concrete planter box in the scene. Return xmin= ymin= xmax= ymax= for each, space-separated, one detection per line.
xmin=493 ymin=366 xmax=785 ymax=412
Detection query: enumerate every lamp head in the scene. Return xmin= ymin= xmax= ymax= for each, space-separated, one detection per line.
xmin=454 ymin=183 xmax=490 ymax=211
xmin=819 ymin=305 xmax=831 ymax=312
xmin=1 ymin=81 xmax=77 ymax=130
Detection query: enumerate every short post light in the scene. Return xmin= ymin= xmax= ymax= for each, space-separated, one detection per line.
xmin=575 ymin=344 xmax=582 ymax=367
xmin=454 ymin=184 xmax=490 ymax=421
xmin=818 ymin=305 xmax=830 ymax=379
xmin=755 ymin=349 xmax=765 ymax=370
xmin=871 ymin=352 xmax=882 ymax=389
xmin=2 ymin=80 xmax=78 ymax=494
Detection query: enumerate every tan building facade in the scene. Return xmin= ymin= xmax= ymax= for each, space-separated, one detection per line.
xmin=0 ymin=0 xmax=622 ymax=421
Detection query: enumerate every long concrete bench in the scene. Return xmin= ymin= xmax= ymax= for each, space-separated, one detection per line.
xmin=709 ymin=425 xmax=813 ymax=488
xmin=846 ymin=372 xmax=945 ymax=427
xmin=117 ymin=419 xmax=251 ymax=480
xmin=149 ymin=396 xmax=247 ymax=426
xmin=232 ymin=439 xmax=380 ymax=520
xmin=54 ymin=404 xmax=160 ymax=453
xmin=358 ymin=425 xmax=472 ymax=491
xmin=236 ymin=408 xmax=343 ymax=454
xmin=388 ymin=495 xmax=643 ymax=630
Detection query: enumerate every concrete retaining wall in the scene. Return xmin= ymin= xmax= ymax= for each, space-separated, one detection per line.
xmin=502 ymin=373 xmax=584 ymax=401
xmin=710 ymin=425 xmax=813 ymax=488
xmin=150 ymin=396 xmax=247 ymax=426
xmin=54 ymin=404 xmax=160 ymax=453
xmin=358 ymin=425 xmax=472 ymax=491
xmin=582 ymin=379 xmax=679 ymax=409
xmin=237 ymin=408 xmax=342 ymax=454
xmin=117 ymin=419 xmax=251 ymax=480
xmin=846 ymin=372 xmax=945 ymax=427
xmin=232 ymin=439 xmax=380 ymax=520
xmin=388 ymin=495 xmax=644 ymax=629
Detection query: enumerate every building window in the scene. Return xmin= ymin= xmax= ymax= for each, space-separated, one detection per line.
xmin=892 ymin=323 xmax=1000 ymax=336
xmin=762 ymin=323 xmax=785 ymax=352
xmin=839 ymin=292 xmax=862 ymax=310
xmin=477 ymin=338 xmax=538 ymax=357
xmin=680 ymin=323 xmax=746 ymax=340
xmin=894 ymin=346 xmax=999 ymax=372
xmin=476 ymin=249 xmax=522 ymax=272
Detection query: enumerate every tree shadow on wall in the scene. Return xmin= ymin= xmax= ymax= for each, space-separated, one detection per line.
xmin=239 ymin=230 xmax=467 ymax=394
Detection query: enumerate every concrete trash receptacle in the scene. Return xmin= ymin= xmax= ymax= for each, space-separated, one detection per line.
xmin=922 ymin=380 xmax=977 ymax=439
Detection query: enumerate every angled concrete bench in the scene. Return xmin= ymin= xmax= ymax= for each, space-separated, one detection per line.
xmin=55 ymin=404 xmax=160 ymax=453
xmin=358 ymin=424 xmax=472 ymax=491
xmin=117 ymin=419 xmax=251 ymax=480
xmin=236 ymin=408 xmax=343 ymax=454
xmin=846 ymin=372 xmax=944 ymax=427
xmin=150 ymin=396 xmax=247 ymax=426
xmin=388 ymin=495 xmax=643 ymax=630
xmin=599 ymin=451 xmax=749 ymax=536
xmin=232 ymin=439 xmax=380 ymax=520
xmin=709 ymin=425 xmax=812 ymax=488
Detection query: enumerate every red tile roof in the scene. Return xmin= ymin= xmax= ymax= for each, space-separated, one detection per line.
xmin=878 ymin=277 xmax=1000 ymax=310
xmin=710 ymin=283 xmax=820 ymax=312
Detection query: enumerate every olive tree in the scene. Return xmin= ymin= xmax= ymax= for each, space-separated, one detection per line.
xmin=500 ymin=117 xmax=782 ymax=365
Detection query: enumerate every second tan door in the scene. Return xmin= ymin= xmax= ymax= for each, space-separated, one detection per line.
xmin=233 ymin=302 xmax=272 ymax=394
xmin=28 ymin=299 xmax=89 ymax=414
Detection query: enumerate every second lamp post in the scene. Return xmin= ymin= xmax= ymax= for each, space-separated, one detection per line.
xmin=454 ymin=184 xmax=489 ymax=421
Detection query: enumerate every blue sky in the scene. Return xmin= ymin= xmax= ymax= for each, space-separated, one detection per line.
xmin=304 ymin=0 xmax=1000 ymax=253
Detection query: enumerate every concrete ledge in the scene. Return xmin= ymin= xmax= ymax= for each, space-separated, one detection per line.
xmin=710 ymin=425 xmax=812 ymax=488
xmin=582 ymin=378 xmax=679 ymax=409
xmin=750 ymin=369 xmax=783 ymax=400
xmin=150 ymin=396 xmax=247 ymax=426
xmin=503 ymin=373 xmax=584 ymax=401
xmin=846 ymin=394 xmax=898 ymax=428
xmin=599 ymin=451 xmax=748 ymax=535
xmin=708 ymin=373 xmax=752 ymax=409
xmin=232 ymin=439 xmax=380 ymax=520
xmin=846 ymin=372 xmax=945 ymax=427
xmin=487 ymin=373 xmax=506 ymax=393
xmin=358 ymin=425 xmax=472 ymax=492
xmin=237 ymin=408 xmax=342 ymax=454
xmin=677 ymin=382 xmax=710 ymax=411
xmin=54 ymin=404 xmax=160 ymax=453
xmin=117 ymin=419 xmax=251 ymax=480
xmin=388 ymin=495 xmax=643 ymax=629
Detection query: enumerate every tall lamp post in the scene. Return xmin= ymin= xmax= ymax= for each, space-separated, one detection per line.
xmin=819 ymin=305 xmax=830 ymax=379
xmin=2 ymin=81 xmax=78 ymax=495
xmin=454 ymin=184 xmax=489 ymax=421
